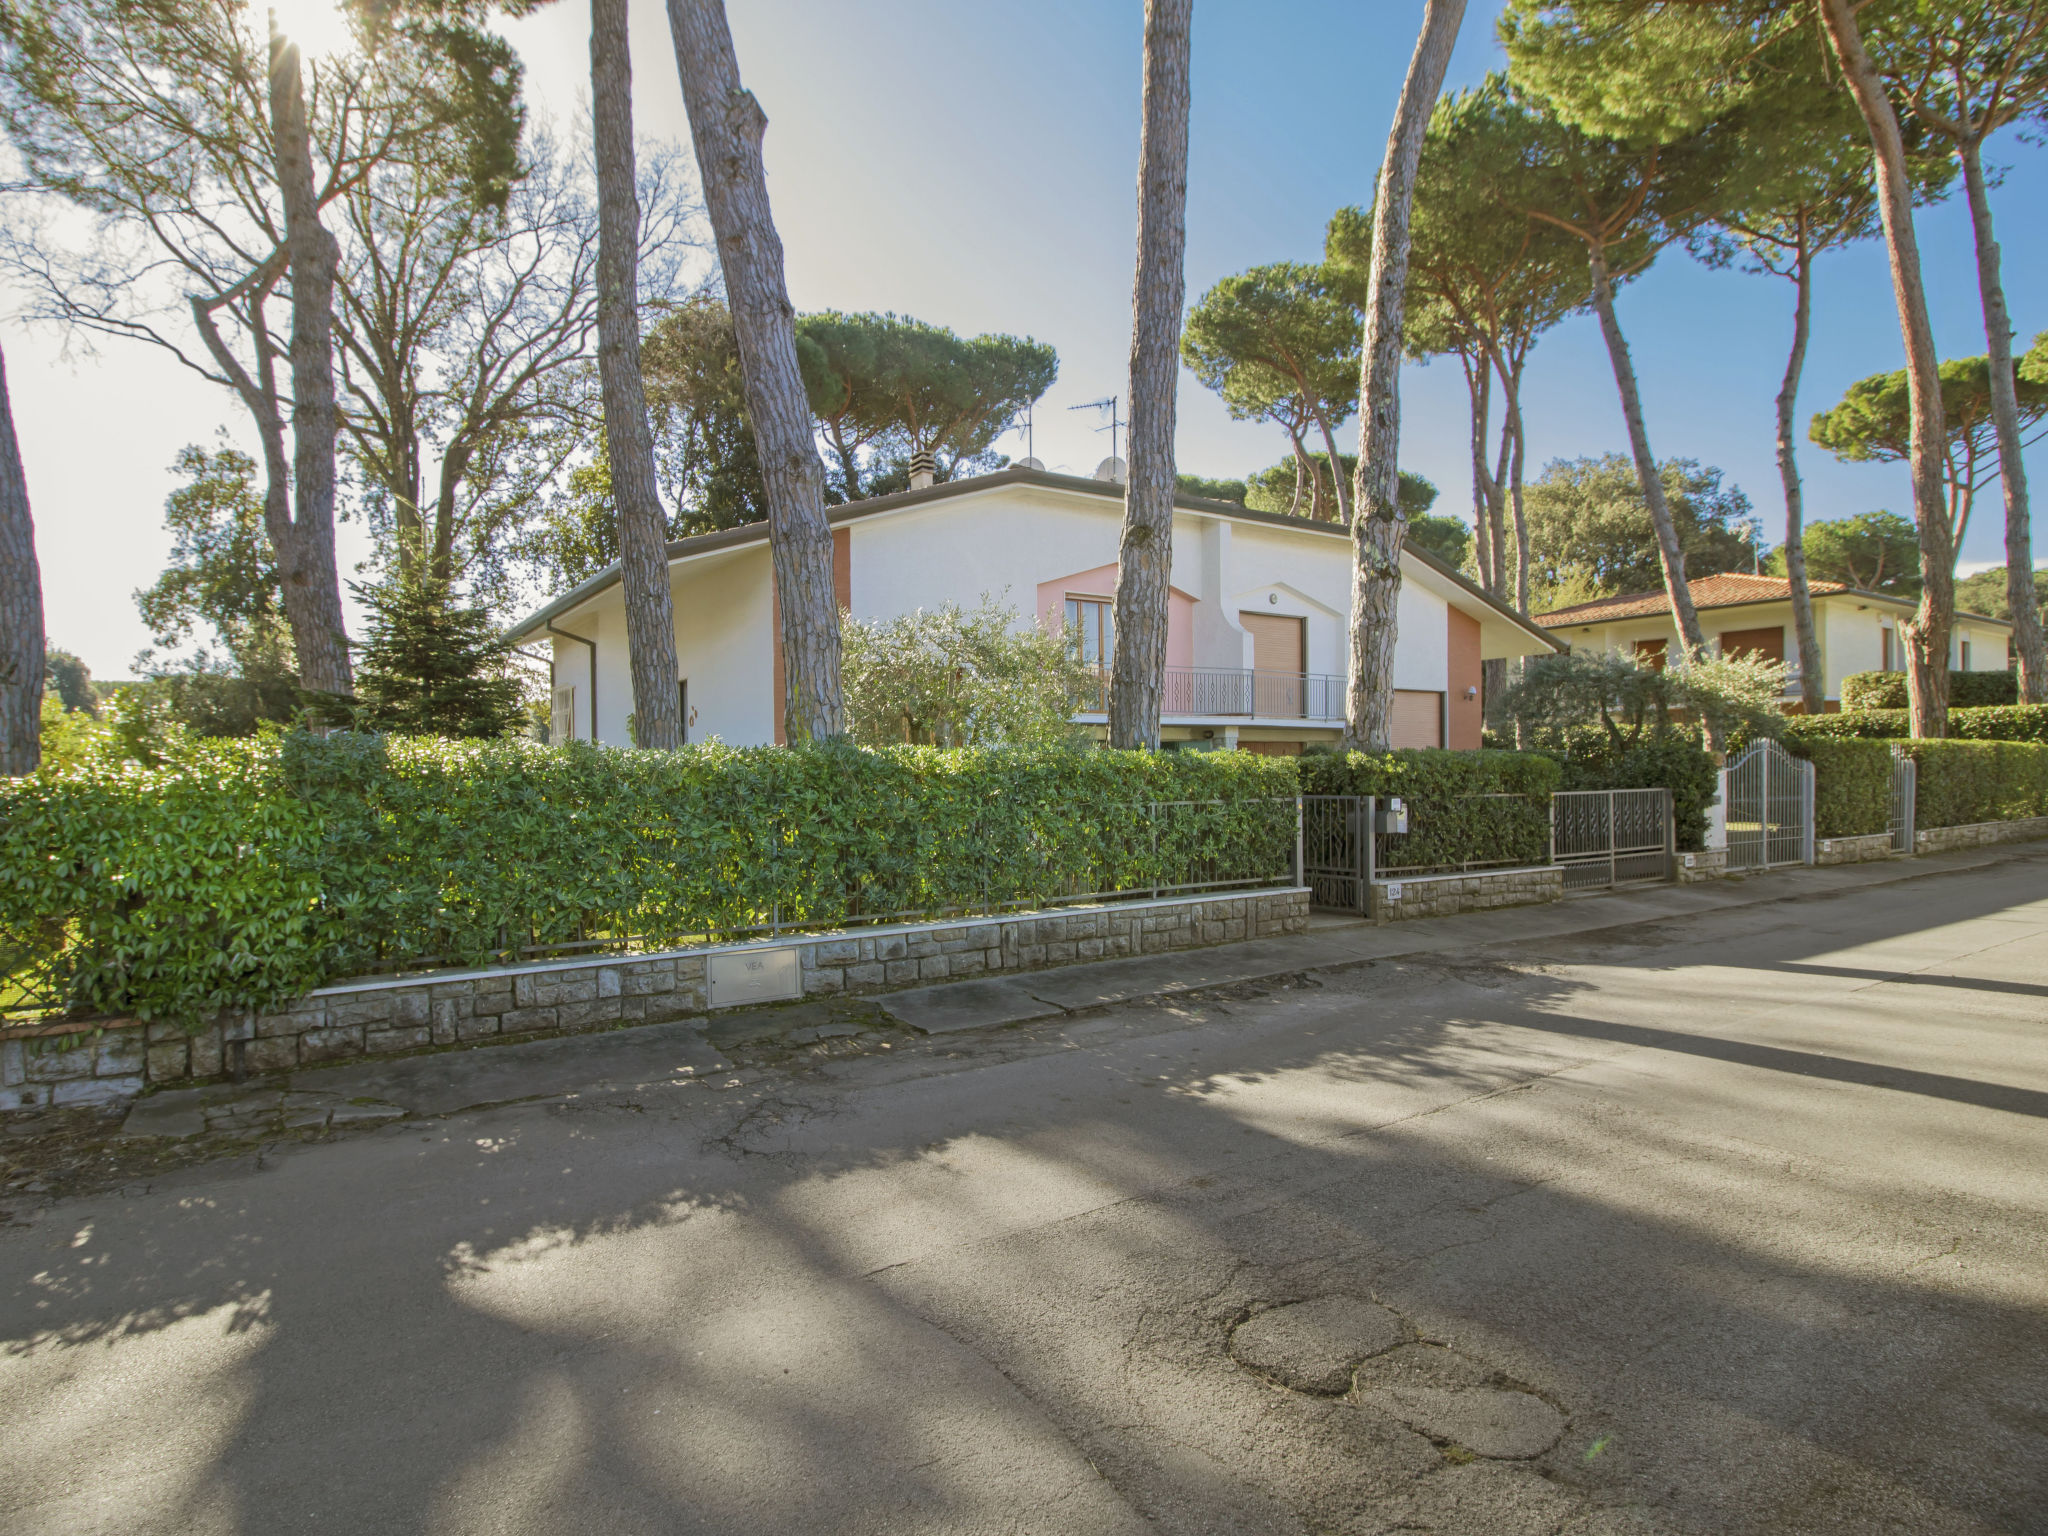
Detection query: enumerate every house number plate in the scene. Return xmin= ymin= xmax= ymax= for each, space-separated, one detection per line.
xmin=707 ymin=947 xmax=802 ymax=1008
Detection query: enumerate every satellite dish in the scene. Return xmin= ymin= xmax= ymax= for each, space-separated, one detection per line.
xmin=1093 ymin=456 xmax=1127 ymax=483
xmin=1017 ymin=456 xmax=1045 ymax=472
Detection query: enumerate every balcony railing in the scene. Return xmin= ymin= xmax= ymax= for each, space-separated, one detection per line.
xmin=1075 ymin=667 xmax=1345 ymax=720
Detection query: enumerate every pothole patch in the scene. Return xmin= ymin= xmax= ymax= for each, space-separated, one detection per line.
xmin=1355 ymin=1385 xmax=1566 ymax=1460
xmin=1228 ymin=1294 xmax=1405 ymax=1394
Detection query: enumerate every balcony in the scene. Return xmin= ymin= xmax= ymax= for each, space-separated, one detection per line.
xmin=1074 ymin=667 xmax=1346 ymax=721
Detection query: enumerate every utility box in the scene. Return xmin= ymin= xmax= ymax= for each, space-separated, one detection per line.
xmin=1376 ymin=797 xmax=1408 ymax=836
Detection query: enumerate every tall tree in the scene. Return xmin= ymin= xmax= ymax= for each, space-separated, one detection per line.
xmin=1810 ymin=355 xmax=2048 ymax=568
xmin=1525 ymin=454 xmax=1759 ymax=610
xmin=1765 ymin=510 xmax=1921 ymax=596
xmin=1108 ymin=0 xmax=1192 ymax=752
xmin=666 ymin=0 xmax=843 ymax=742
xmin=1501 ymin=3 xmax=1757 ymax=672
xmin=1863 ymin=0 xmax=2048 ymax=700
xmin=1345 ymin=0 xmax=1468 ymax=750
xmin=0 ymin=346 xmax=41 ymax=776
xmin=0 ymin=0 xmax=528 ymax=700
xmin=591 ymin=0 xmax=682 ymax=751
xmin=1182 ymin=264 xmax=1360 ymax=521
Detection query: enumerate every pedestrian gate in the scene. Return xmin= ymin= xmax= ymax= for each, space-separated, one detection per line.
xmin=1724 ymin=738 xmax=1814 ymax=871
xmin=1303 ymin=794 xmax=1374 ymax=914
xmin=1550 ymin=788 xmax=1675 ymax=892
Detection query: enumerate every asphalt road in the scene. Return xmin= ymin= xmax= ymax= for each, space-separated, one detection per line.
xmin=3 ymin=852 xmax=2045 ymax=1535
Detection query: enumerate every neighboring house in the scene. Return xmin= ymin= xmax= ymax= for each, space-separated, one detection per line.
xmin=507 ymin=465 xmax=1557 ymax=753
xmin=1535 ymin=573 xmax=2015 ymax=708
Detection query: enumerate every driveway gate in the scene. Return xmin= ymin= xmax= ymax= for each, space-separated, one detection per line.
xmin=1550 ymin=788 xmax=1674 ymax=891
xmin=1302 ymin=794 xmax=1373 ymax=915
xmin=1725 ymin=738 xmax=1814 ymax=871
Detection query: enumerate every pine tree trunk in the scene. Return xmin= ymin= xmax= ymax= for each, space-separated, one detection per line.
xmin=592 ymin=0 xmax=683 ymax=751
xmin=269 ymin=28 xmax=352 ymax=699
xmin=1108 ymin=0 xmax=1191 ymax=752
xmin=666 ymin=0 xmax=842 ymax=741
xmin=0 ymin=346 xmax=41 ymax=776
xmin=1310 ymin=399 xmax=1351 ymax=522
xmin=1817 ymin=0 xmax=1951 ymax=737
xmin=1465 ymin=353 xmax=1493 ymax=594
xmin=1587 ymin=245 xmax=1705 ymax=655
xmin=1345 ymin=0 xmax=1466 ymax=751
xmin=1959 ymin=140 xmax=2045 ymax=702
xmin=1778 ymin=240 xmax=1827 ymax=713
xmin=1287 ymin=430 xmax=1309 ymax=518
xmin=1506 ymin=362 xmax=1530 ymax=615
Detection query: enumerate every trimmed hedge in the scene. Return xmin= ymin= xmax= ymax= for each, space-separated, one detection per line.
xmin=1784 ymin=703 xmax=2048 ymax=745
xmin=1 ymin=734 xmax=1299 ymax=1025
xmin=1784 ymin=737 xmax=1895 ymax=838
xmin=1300 ymin=748 xmax=1560 ymax=873
xmin=1905 ymin=739 xmax=2048 ymax=829
xmin=1840 ymin=670 xmax=2016 ymax=710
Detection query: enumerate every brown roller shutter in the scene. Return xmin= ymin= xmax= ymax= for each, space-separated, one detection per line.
xmin=1391 ymin=689 xmax=1443 ymax=748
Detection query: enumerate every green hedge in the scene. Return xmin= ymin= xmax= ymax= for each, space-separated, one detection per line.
xmin=1905 ymin=739 xmax=2048 ymax=829
xmin=1300 ymin=748 xmax=1560 ymax=872
xmin=1784 ymin=738 xmax=1895 ymax=838
xmin=1 ymin=734 xmax=1299 ymax=1025
xmin=1840 ymin=670 xmax=2016 ymax=710
xmin=1784 ymin=704 xmax=2048 ymax=745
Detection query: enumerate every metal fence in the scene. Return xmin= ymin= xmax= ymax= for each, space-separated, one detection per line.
xmin=1725 ymin=738 xmax=1814 ymax=871
xmin=1890 ymin=746 xmax=1917 ymax=853
xmin=1551 ymin=788 xmax=1674 ymax=892
xmin=1076 ymin=668 xmax=1346 ymax=720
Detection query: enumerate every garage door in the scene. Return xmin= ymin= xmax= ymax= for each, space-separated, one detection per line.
xmin=1391 ymin=689 xmax=1443 ymax=748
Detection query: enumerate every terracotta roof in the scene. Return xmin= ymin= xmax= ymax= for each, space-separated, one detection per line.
xmin=1535 ymin=573 xmax=1855 ymax=627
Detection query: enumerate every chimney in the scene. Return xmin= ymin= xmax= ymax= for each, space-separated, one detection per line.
xmin=908 ymin=450 xmax=937 ymax=491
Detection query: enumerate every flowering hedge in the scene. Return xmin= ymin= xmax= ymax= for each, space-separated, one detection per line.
xmin=2 ymin=733 xmax=1298 ymax=1025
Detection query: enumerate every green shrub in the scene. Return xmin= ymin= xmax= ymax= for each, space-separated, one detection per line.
xmin=1 ymin=734 xmax=1299 ymax=1026
xmin=1784 ymin=737 xmax=1895 ymax=838
xmin=1300 ymin=748 xmax=1560 ymax=872
xmin=1784 ymin=703 xmax=2048 ymax=745
xmin=1840 ymin=670 xmax=2016 ymax=710
xmin=1551 ymin=736 xmax=1719 ymax=851
xmin=1905 ymin=739 xmax=2048 ymax=828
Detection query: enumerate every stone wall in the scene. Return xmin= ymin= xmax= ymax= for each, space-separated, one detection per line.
xmin=1 ymin=886 xmax=1308 ymax=1108
xmin=1816 ymin=832 xmax=1900 ymax=866
xmin=1914 ymin=816 xmax=2048 ymax=855
xmin=1368 ymin=866 xmax=1563 ymax=922
xmin=1676 ymin=849 xmax=1728 ymax=883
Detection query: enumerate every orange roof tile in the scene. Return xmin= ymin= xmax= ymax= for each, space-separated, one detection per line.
xmin=1535 ymin=573 xmax=1853 ymax=627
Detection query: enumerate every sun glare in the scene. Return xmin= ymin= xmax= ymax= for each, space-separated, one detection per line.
xmin=267 ymin=0 xmax=354 ymax=60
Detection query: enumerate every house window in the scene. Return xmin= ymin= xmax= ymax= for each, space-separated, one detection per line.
xmin=1634 ymin=638 xmax=1668 ymax=671
xmin=551 ymin=685 xmax=576 ymax=743
xmin=1065 ymin=596 xmax=1114 ymax=666
xmin=678 ymin=679 xmax=689 ymax=746
xmin=1960 ymin=639 xmax=1972 ymax=671
xmin=1881 ymin=625 xmax=1896 ymax=672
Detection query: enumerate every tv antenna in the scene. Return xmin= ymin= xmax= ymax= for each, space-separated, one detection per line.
xmin=1069 ymin=394 xmax=1122 ymax=464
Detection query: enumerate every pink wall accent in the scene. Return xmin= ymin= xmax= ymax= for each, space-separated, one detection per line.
xmin=1037 ymin=563 xmax=1196 ymax=670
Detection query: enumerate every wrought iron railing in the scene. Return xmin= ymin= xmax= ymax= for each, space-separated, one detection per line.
xmin=1074 ymin=667 xmax=1345 ymax=720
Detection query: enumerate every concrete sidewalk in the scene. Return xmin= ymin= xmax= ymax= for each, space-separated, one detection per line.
xmin=878 ymin=839 xmax=2048 ymax=1032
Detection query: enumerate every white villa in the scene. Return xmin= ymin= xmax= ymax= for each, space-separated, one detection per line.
xmin=1535 ymin=573 xmax=2015 ymax=709
xmin=507 ymin=465 xmax=1558 ymax=754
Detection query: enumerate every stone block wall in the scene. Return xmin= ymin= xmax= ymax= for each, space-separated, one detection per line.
xmin=1367 ymin=866 xmax=1563 ymax=922
xmin=1914 ymin=816 xmax=2048 ymax=855
xmin=1816 ymin=832 xmax=1899 ymax=866
xmin=5 ymin=887 xmax=1308 ymax=1104
xmin=1675 ymin=849 xmax=1728 ymax=883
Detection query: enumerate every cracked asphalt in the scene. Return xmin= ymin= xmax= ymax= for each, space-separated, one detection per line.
xmin=2 ymin=849 xmax=2045 ymax=1535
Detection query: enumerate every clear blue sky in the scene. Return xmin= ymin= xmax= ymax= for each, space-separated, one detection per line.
xmin=10 ymin=0 xmax=2045 ymax=677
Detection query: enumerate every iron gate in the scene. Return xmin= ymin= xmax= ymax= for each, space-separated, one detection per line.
xmin=1550 ymin=788 xmax=1674 ymax=891
xmin=1303 ymin=794 xmax=1374 ymax=915
xmin=1725 ymin=738 xmax=1814 ymax=871
xmin=1890 ymin=746 xmax=1917 ymax=853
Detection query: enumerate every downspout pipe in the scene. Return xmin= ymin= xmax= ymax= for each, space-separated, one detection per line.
xmin=545 ymin=621 xmax=597 ymax=742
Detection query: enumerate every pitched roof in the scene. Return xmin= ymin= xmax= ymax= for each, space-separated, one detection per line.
xmin=507 ymin=464 xmax=1562 ymax=651
xmin=1537 ymin=573 xmax=1857 ymax=627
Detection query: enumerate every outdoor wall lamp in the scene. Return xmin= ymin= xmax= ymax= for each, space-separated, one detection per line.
xmin=1464 ymin=686 xmax=1478 ymax=698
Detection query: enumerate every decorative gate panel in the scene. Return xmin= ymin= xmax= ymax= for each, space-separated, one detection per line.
xmin=1725 ymin=738 xmax=1814 ymax=872
xmin=1890 ymin=747 xmax=1917 ymax=854
xmin=1303 ymin=795 xmax=1372 ymax=915
xmin=1551 ymin=788 xmax=1673 ymax=891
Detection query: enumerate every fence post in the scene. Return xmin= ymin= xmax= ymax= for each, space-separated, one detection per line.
xmin=1608 ymin=789 xmax=1617 ymax=889
xmin=1362 ymin=795 xmax=1375 ymax=915
xmin=1802 ymin=760 xmax=1817 ymax=866
xmin=1294 ymin=794 xmax=1304 ymax=890
xmin=1150 ymin=802 xmax=1161 ymax=900
xmin=1663 ymin=787 xmax=1675 ymax=879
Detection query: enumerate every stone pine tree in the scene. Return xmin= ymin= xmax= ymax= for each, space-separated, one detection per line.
xmin=590 ymin=0 xmax=683 ymax=750
xmin=1500 ymin=4 xmax=1761 ymax=674
xmin=1345 ymin=0 xmax=1467 ymax=752
xmin=0 ymin=346 xmax=42 ymax=776
xmin=1695 ymin=27 xmax=1931 ymax=714
xmin=1863 ymin=0 xmax=2048 ymax=701
xmin=1108 ymin=0 xmax=1193 ymax=752
xmin=666 ymin=0 xmax=843 ymax=742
